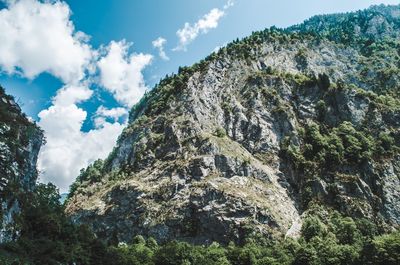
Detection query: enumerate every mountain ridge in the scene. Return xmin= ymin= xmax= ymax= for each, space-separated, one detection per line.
xmin=66 ymin=3 xmax=400 ymax=245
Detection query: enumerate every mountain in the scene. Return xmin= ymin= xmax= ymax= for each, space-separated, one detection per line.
xmin=0 ymin=4 xmax=399 ymax=265
xmin=66 ymin=4 xmax=400 ymax=245
xmin=0 ymin=86 xmax=44 ymax=243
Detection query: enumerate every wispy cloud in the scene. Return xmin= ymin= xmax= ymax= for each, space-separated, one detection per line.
xmin=223 ymin=0 xmax=235 ymax=9
xmin=95 ymin=106 xmax=128 ymax=122
xmin=152 ymin=37 xmax=169 ymax=61
xmin=174 ymin=8 xmax=224 ymax=51
xmin=174 ymin=0 xmax=234 ymax=51
xmin=94 ymin=106 xmax=128 ymax=128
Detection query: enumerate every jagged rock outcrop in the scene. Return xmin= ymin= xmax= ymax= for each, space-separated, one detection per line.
xmin=66 ymin=4 xmax=400 ymax=244
xmin=0 ymin=87 xmax=43 ymax=243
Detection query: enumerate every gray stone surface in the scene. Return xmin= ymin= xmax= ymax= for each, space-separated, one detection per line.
xmin=66 ymin=7 xmax=400 ymax=244
xmin=0 ymin=90 xmax=43 ymax=243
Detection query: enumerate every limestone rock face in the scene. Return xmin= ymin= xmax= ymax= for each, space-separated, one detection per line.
xmin=66 ymin=5 xmax=400 ymax=244
xmin=0 ymin=87 xmax=43 ymax=243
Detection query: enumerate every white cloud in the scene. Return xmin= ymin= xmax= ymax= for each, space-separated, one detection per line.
xmin=0 ymin=0 xmax=93 ymax=84
xmin=98 ymin=40 xmax=153 ymax=107
xmin=223 ymin=0 xmax=235 ymax=10
xmin=0 ymin=0 xmax=154 ymax=193
xmin=152 ymin=37 xmax=169 ymax=61
xmin=38 ymin=85 xmax=125 ymax=192
xmin=94 ymin=106 xmax=128 ymax=127
xmin=174 ymin=8 xmax=225 ymax=51
xmin=53 ymin=84 xmax=93 ymax=106
xmin=96 ymin=106 xmax=128 ymax=121
xmin=174 ymin=0 xmax=234 ymax=51
xmin=0 ymin=0 xmax=153 ymax=193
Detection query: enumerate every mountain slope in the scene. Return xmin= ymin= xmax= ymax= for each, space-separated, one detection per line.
xmin=66 ymin=4 xmax=400 ymax=244
xmin=0 ymin=87 xmax=44 ymax=243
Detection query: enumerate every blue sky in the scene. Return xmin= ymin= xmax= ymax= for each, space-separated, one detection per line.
xmin=0 ymin=0 xmax=398 ymax=191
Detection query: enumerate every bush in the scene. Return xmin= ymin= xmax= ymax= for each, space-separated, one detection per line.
xmin=68 ymin=159 xmax=104 ymax=199
xmin=301 ymin=216 xmax=326 ymax=242
xmin=215 ymin=127 xmax=227 ymax=138
xmin=377 ymin=132 xmax=396 ymax=156
xmin=1 ymin=193 xmax=399 ymax=265
xmin=362 ymin=231 xmax=400 ymax=265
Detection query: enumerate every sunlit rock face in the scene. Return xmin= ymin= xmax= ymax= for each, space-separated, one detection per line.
xmin=66 ymin=4 xmax=400 ymax=244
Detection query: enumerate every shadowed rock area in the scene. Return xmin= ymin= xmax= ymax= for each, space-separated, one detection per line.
xmin=0 ymin=86 xmax=43 ymax=243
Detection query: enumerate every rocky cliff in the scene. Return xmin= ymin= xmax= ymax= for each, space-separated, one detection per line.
xmin=66 ymin=4 xmax=400 ymax=244
xmin=0 ymin=86 xmax=43 ymax=243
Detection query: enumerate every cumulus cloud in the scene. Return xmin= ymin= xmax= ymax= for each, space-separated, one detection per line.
xmin=95 ymin=106 xmax=128 ymax=121
xmin=152 ymin=37 xmax=169 ymax=61
xmin=0 ymin=0 xmax=155 ymax=192
xmin=0 ymin=0 xmax=93 ymax=84
xmin=38 ymin=85 xmax=125 ymax=192
xmin=174 ymin=8 xmax=225 ymax=51
xmin=94 ymin=106 xmax=128 ymax=128
xmin=98 ymin=40 xmax=153 ymax=107
xmin=53 ymin=84 xmax=93 ymax=106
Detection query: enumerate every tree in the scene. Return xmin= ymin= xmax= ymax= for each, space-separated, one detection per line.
xmin=293 ymin=244 xmax=319 ymax=265
xmin=301 ymin=216 xmax=326 ymax=242
xmin=331 ymin=216 xmax=360 ymax=245
xmin=362 ymin=231 xmax=400 ymax=265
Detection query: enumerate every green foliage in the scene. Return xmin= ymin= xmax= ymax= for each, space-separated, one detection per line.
xmin=295 ymin=48 xmax=308 ymax=69
xmin=284 ymin=120 xmax=392 ymax=173
xmin=242 ymin=156 xmax=251 ymax=166
xmin=362 ymin=230 xmax=400 ymax=265
xmin=301 ymin=216 xmax=326 ymax=242
xmin=0 ymin=183 xmax=107 ymax=265
xmin=293 ymin=244 xmax=319 ymax=265
xmin=132 ymin=235 xmax=146 ymax=245
xmin=221 ymin=101 xmax=233 ymax=114
xmin=127 ymin=55 xmax=213 ymax=120
xmin=288 ymin=5 xmax=400 ymax=47
xmin=1 ymin=186 xmax=399 ymax=265
xmin=335 ymin=122 xmax=375 ymax=163
xmin=377 ymin=132 xmax=397 ymax=156
xmin=315 ymin=100 xmax=327 ymax=121
xmin=281 ymin=119 xmax=400 ymax=208
xmin=2 ymin=4 xmax=400 ymax=265
xmin=330 ymin=215 xmax=361 ymax=245
xmin=215 ymin=127 xmax=227 ymax=138
xmin=110 ymin=240 xmax=154 ymax=265
xmin=68 ymin=159 xmax=104 ymax=199
xmin=154 ymin=241 xmax=194 ymax=265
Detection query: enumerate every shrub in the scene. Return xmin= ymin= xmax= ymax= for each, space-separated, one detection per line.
xmin=215 ymin=127 xmax=227 ymax=138
xmin=362 ymin=231 xmax=400 ymax=265
xmin=301 ymin=216 xmax=326 ymax=242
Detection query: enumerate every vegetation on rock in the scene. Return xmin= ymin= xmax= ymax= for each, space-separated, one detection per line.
xmin=1 ymin=186 xmax=399 ymax=265
xmin=1 ymin=3 xmax=400 ymax=264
